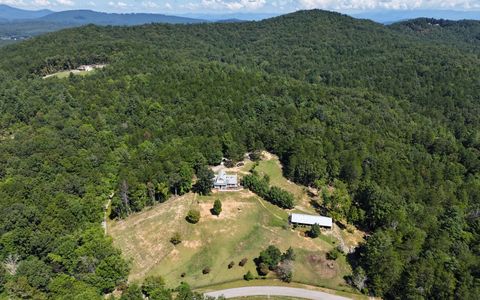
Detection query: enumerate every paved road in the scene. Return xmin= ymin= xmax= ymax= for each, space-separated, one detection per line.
xmin=205 ymin=286 xmax=352 ymax=300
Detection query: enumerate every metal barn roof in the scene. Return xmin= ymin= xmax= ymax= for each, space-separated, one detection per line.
xmin=290 ymin=213 xmax=332 ymax=227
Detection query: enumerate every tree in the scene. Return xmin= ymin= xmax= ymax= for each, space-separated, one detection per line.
xmin=267 ymin=186 xmax=295 ymax=209
xmin=257 ymin=263 xmax=269 ymax=276
xmin=257 ymin=245 xmax=282 ymax=270
xmin=276 ymin=260 xmax=293 ymax=283
xmin=149 ymin=288 xmax=172 ymax=300
xmin=5 ymin=276 xmax=47 ymax=299
xmin=211 ymin=199 xmax=222 ymax=216
xmin=0 ymin=264 xmax=6 ymax=293
xmin=186 ymin=209 xmax=200 ymax=224
xmin=142 ymin=276 xmax=166 ymax=297
xmin=309 ymin=224 xmax=321 ymax=238
xmin=120 ymin=283 xmax=143 ymax=300
xmin=281 ymin=247 xmax=296 ymax=261
xmin=322 ymin=179 xmax=352 ymax=221
xmin=194 ymin=165 xmax=214 ymax=195
xmin=94 ymin=255 xmax=130 ymax=293
xmin=16 ymin=257 xmax=52 ymax=290
xmin=351 ymin=267 xmax=367 ymax=292
xmin=47 ymin=274 xmax=101 ymax=300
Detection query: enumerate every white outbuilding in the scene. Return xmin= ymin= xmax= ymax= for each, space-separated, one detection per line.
xmin=289 ymin=213 xmax=333 ymax=228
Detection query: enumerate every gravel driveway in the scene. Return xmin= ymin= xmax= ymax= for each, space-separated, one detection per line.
xmin=204 ymin=286 xmax=352 ymax=300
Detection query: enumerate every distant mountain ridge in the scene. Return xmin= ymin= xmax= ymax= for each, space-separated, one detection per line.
xmin=0 ymin=4 xmax=207 ymax=45
xmin=38 ymin=9 xmax=206 ymax=25
xmin=355 ymin=9 xmax=480 ymax=24
xmin=0 ymin=4 xmax=53 ymax=20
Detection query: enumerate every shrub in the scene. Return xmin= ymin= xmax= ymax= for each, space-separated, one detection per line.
xmin=202 ymin=267 xmax=211 ymax=274
xmin=141 ymin=276 xmax=165 ymax=297
xmin=244 ymin=271 xmax=255 ymax=281
xmin=228 ymin=261 xmax=235 ymax=269
xmin=257 ymin=263 xmax=270 ymax=276
xmin=309 ymin=224 xmax=321 ymax=238
xmin=170 ymin=232 xmax=182 ymax=245
xmin=239 ymin=258 xmax=248 ymax=267
xmin=249 ymin=151 xmax=262 ymax=161
xmin=186 ymin=209 xmax=200 ymax=224
xmin=327 ymin=248 xmax=341 ymax=260
xmin=281 ymin=247 xmax=296 ymax=261
xmin=180 ymin=272 xmax=186 ymax=278
xmin=211 ymin=199 xmax=222 ymax=216
xmin=224 ymin=160 xmax=235 ymax=168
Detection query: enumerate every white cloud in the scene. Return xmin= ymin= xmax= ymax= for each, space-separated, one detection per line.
xmin=297 ymin=0 xmax=480 ymax=10
xmin=56 ymin=0 xmax=74 ymax=6
xmin=0 ymin=0 xmax=27 ymax=7
xmin=142 ymin=1 xmax=159 ymax=8
xmin=88 ymin=0 xmax=95 ymax=6
xmin=183 ymin=0 xmax=267 ymax=11
xmin=32 ymin=0 xmax=50 ymax=6
xmin=108 ymin=1 xmax=129 ymax=8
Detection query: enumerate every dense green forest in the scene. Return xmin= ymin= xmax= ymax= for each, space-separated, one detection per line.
xmin=0 ymin=9 xmax=479 ymax=299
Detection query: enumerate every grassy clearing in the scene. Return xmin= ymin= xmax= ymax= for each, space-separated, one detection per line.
xmin=109 ymin=153 xmax=363 ymax=295
xmin=44 ymin=69 xmax=94 ymax=79
xmin=109 ymin=190 xmax=352 ymax=290
xmin=43 ymin=68 xmax=100 ymax=79
xmin=253 ymin=153 xmax=315 ymax=214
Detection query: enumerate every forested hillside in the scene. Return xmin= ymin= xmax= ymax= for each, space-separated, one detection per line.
xmin=391 ymin=18 xmax=480 ymax=51
xmin=0 ymin=9 xmax=479 ymax=299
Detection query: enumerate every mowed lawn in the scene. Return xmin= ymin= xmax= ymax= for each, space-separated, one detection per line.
xmin=109 ymin=155 xmax=359 ymax=293
xmin=43 ymin=69 xmax=96 ymax=79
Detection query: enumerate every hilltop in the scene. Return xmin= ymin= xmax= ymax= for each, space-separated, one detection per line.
xmin=0 ymin=4 xmax=52 ymax=20
xmin=0 ymin=9 xmax=479 ymax=300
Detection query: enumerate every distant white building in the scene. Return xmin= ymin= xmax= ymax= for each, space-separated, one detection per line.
xmin=213 ymin=170 xmax=239 ymax=190
xmin=289 ymin=213 xmax=333 ymax=228
xmin=78 ymin=65 xmax=94 ymax=71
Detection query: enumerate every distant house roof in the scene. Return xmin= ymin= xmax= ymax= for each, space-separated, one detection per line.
xmin=214 ymin=170 xmax=238 ymax=186
xmin=290 ymin=213 xmax=332 ymax=227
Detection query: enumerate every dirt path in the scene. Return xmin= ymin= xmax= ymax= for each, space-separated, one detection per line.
xmin=102 ymin=192 xmax=114 ymax=235
xmin=255 ymin=197 xmax=284 ymax=220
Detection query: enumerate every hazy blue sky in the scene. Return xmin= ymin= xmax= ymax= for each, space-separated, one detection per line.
xmin=1 ymin=0 xmax=480 ymax=13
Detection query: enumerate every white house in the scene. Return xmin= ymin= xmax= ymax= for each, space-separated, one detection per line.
xmin=213 ymin=170 xmax=239 ymax=190
xmin=289 ymin=213 xmax=332 ymax=228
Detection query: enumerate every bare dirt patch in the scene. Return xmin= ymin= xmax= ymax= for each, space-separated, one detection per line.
xmin=307 ymin=254 xmax=338 ymax=279
xmin=199 ymin=198 xmax=253 ymax=220
xmin=183 ymin=240 xmax=203 ymax=249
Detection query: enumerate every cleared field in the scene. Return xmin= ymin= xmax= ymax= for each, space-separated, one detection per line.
xmin=253 ymin=153 xmax=315 ymax=214
xmin=43 ymin=69 xmax=93 ymax=79
xmin=109 ymin=154 xmax=363 ymax=294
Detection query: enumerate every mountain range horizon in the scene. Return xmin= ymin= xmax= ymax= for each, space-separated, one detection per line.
xmin=1 ymin=3 xmax=479 ymax=24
